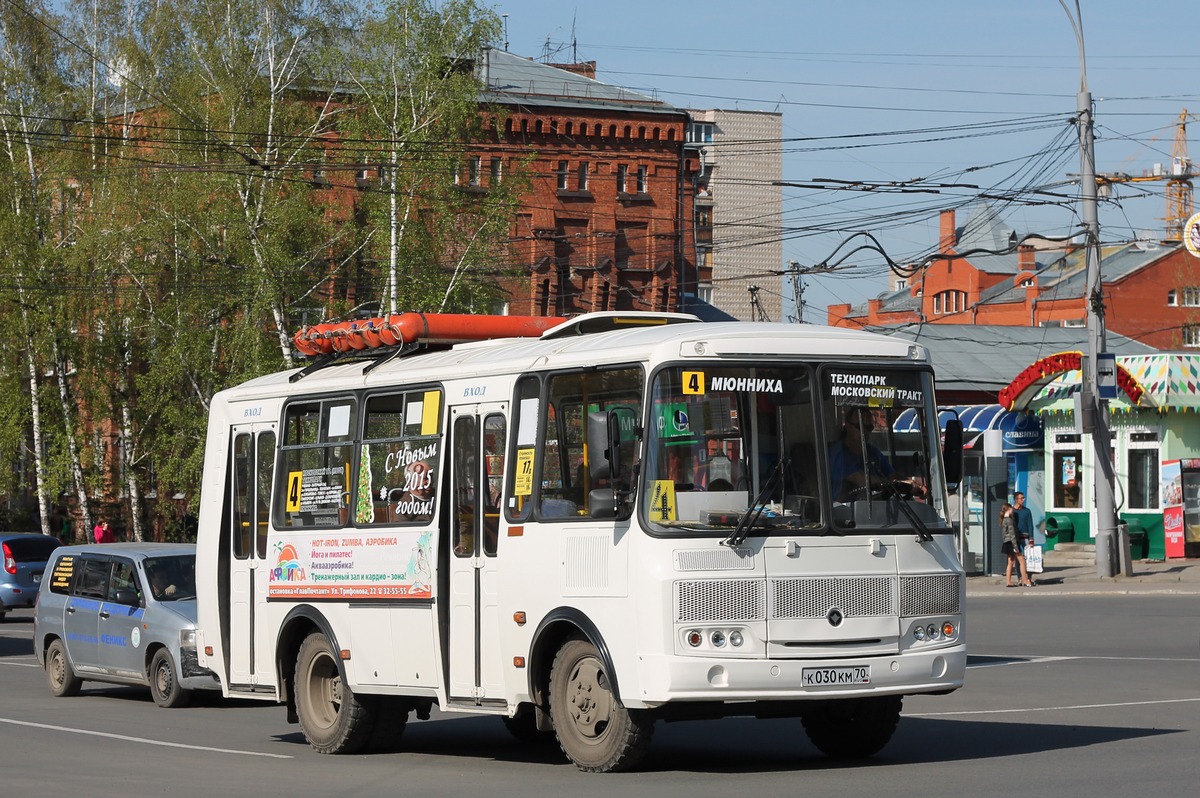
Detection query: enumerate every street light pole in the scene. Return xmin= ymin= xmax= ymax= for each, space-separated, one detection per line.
xmin=1063 ymin=0 xmax=1117 ymax=577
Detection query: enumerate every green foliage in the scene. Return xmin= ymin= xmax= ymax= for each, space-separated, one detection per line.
xmin=0 ymin=0 xmax=523 ymax=531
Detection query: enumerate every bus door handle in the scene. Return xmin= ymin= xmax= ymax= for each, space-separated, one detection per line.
xmin=99 ymin=610 xmax=111 ymax=619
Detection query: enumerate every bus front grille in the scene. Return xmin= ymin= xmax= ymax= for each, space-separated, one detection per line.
xmin=674 ymin=574 xmax=962 ymax=623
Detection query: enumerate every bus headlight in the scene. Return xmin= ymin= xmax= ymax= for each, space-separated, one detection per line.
xmin=729 ymin=630 xmax=744 ymax=647
xmin=710 ymin=630 xmax=726 ymax=648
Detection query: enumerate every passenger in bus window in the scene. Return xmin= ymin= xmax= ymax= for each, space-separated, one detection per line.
xmin=827 ymin=407 xmax=893 ymax=501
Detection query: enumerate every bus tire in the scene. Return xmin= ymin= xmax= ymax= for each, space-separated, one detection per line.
xmin=501 ymin=704 xmax=555 ymax=745
xmin=46 ymin=639 xmax=82 ymax=697
xmin=549 ymin=638 xmax=653 ymax=772
xmin=365 ymin=696 xmax=409 ymax=753
xmin=801 ymin=695 xmax=902 ymax=759
xmin=295 ymin=632 xmax=375 ymax=754
xmin=150 ymin=649 xmax=192 ymax=708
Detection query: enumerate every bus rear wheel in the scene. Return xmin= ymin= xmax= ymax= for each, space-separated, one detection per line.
xmin=549 ymin=638 xmax=653 ymax=772
xmin=295 ymin=632 xmax=375 ymax=754
xmin=801 ymin=695 xmax=902 ymax=759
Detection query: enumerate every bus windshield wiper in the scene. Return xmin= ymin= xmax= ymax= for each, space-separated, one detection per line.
xmin=722 ymin=459 xmax=785 ymax=548
xmin=879 ymin=481 xmax=934 ymax=542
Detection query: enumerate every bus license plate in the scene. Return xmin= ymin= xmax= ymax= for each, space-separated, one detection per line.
xmin=802 ymin=666 xmax=870 ymax=686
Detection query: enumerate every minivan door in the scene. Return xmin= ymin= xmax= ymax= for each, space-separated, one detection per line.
xmin=97 ymin=557 xmax=146 ymax=678
xmin=63 ymin=557 xmax=111 ymax=672
xmin=447 ymin=403 xmax=508 ymax=704
xmin=227 ymin=425 xmax=276 ymax=688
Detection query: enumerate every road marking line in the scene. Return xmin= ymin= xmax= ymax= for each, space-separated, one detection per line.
xmin=0 ymin=717 xmax=293 ymax=758
xmin=969 ymin=655 xmax=1200 ymax=667
xmin=0 ymin=660 xmax=39 ymax=668
xmin=907 ymin=696 xmax=1200 ymax=717
xmin=968 ymin=656 xmax=1074 ymax=668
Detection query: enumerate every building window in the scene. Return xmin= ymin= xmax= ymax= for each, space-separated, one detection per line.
xmin=932 ymin=290 xmax=967 ymax=317
xmin=1168 ymin=289 xmax=1178 ymax=306
xmin=490 ymin=157 xmax=502 ymax=185
xmin=687 ymin=122 xmax=715 ymax=143
xmin=556 ymin=161 xmax=569 ymax=191
xmin=616 ymin=164 xmax=627 ymax=194
xmin=1185 ymin=325 xmax=1200 ymax=348
xmin=1127 ymin=446 xmax=1159 ymax=510
xmin=895 ymin=279 xmax=907 ymax=289
xmin=636 ymin=165 xmax=648 ymax=193
xmin=577 ymin=161 xmax=589 ymax=191
xmin=468 ymin=156 xmax=481 ymax=186
xmin=1052 ymin=449 xmax=1082 ymax=509
xmin=1062 ymin=318 xmax=1086 ymax=328
xmin=1184 ymin=287 xmax=1200 ymax=306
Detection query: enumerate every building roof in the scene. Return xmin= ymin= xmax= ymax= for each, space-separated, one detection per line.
xmin=478 ymin=47 xmax=682 ymax=116
xmin=865 ymin=323 xmax=1157 ymax=394
xmin=851 ymin=238 xmax=1181 ymax=316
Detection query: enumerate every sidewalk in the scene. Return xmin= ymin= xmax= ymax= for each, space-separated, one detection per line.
xmin=966 ymin=557 xmax=1200 ymax=595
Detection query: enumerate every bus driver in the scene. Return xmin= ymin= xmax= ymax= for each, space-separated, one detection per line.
xmin=828 ymin=407 xmax=893 ymax=501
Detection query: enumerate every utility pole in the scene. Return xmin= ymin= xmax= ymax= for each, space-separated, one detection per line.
xmin=1064 ymin=0 xmax=1117 ymax=577
xmin=787 ymin=260 xmax=805 ymax=323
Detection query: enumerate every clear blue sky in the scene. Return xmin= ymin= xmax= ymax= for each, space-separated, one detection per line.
xmin=494 ymin=0 xmax=1200 ymax=322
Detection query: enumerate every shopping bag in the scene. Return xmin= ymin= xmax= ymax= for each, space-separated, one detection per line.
xmin=1025 ymin=543 xmax=1044 ymax=574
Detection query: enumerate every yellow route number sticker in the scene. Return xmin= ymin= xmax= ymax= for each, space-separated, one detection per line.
xmin=648 ymin=480 xmax=677 ymax=522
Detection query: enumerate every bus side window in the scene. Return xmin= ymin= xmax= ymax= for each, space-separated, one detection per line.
xmin=357 ymin=389 xmax=442 ymax=526
xmin=482 ymin=414 xmax=506 ymax=556
xmin=274 ymin=399 xmax=356 ymax=529
xmin=506 ymin=376 xmax=540 ymax=523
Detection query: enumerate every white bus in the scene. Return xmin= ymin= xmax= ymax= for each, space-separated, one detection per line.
xmin=194 ymin=311 xmax=966 ymax=772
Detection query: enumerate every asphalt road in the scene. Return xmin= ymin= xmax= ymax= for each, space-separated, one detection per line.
xmin=2 ymin=596 xmax=1198 ymax=798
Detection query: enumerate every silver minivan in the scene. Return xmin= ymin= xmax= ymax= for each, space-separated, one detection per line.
xmin=34 ymin=543 xmax=218 ymax=707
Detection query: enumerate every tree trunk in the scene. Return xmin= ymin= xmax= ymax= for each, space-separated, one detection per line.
xmin=52 ymin=339 xmax=93 ymax=537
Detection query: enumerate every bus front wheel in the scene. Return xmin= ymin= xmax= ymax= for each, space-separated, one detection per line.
xmin=295 ymin=632 xmax=375 ymax=754
xmin=548 ymin=638 xmax=653 ymax=772
xmin=801 ymin=695 xmax=902 ymax=759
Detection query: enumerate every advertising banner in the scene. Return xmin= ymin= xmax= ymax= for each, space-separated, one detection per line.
xmin=1161 ymin=459 xmax=1186 ymax=558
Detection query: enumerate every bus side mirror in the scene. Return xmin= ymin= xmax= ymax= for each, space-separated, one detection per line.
xmin=942 ymin=419 xmax=963 ymax=489
xmin=587 ymin=411 xmax=617 ymax=482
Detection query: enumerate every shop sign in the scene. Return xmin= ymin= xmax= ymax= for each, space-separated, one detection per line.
xmin=997 ymin=411 xmax=1043 ymax=451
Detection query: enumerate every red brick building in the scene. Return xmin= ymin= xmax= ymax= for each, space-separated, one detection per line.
xmin=475 ymin=48 xmax=702 ymax=317
xmin=828 ymin=205 xmax=1200 ymax=350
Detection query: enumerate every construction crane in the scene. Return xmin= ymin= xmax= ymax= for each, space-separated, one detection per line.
xmin=1095 ymin=109 xmax=1196 ymax=240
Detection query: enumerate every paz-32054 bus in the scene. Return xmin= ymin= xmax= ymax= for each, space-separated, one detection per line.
xmin=194 ymin=311 xmax=965 ymax=772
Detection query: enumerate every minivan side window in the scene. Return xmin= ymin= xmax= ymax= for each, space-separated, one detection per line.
xmin=75 ymin=559 xmax=110 ymax=600
xmin=108 ymin=560 xmax=139 ymax=603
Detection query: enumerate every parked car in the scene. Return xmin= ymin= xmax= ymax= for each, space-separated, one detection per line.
xmin=33 ymin=543 xmax=218 ymax=707
xmin=0 ymin=532 xmax=61 ymax=620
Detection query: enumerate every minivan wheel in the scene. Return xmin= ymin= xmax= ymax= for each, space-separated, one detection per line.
xmin=150 ymin=649 xmax=192 ymax=708
xmin=46 ymin=639 xmax=82 ymax=697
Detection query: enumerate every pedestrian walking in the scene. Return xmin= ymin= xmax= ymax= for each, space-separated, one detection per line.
xmin=1001 ymin=502 xmax=1033 ymax=587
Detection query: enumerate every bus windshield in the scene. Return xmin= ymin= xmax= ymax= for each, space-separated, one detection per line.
xmin=641 ymin=364 xmax=952 ymax=536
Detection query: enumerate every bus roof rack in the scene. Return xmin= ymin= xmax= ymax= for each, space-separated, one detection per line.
xmin=539 ymin=311 xmax=701 ymax=339
xmin=293 ymin=312 xmax=566 ymax=357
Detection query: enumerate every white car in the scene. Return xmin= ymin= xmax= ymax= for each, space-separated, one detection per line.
xmin=33 ymin=543 xmax=218 ymax=707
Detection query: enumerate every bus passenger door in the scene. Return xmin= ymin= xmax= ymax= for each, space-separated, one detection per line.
xmin=227 ymin=425 xmax=276 ymax=688
xmin=447 ymin=403 xmax=507 ymax=703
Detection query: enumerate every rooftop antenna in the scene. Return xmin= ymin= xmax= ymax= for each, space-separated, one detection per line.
xmin=571 ymin=12 xmax=578 ymax=63
xmin=502 ymin=14 xmax=509 ymax=52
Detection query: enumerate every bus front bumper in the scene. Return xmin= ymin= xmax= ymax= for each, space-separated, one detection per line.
xmin=626 ymin=644 xmax=966 ymax=709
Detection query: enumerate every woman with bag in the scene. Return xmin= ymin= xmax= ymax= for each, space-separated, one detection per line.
xmin=1001 ymin=503 xmax=1034 ymax=587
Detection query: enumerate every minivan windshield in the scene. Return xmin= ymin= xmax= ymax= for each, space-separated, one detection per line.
xmin=143 ymin=555 xmax=196 ymax=601
xmin=640 ymin=364 xmax=952 ymax=537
